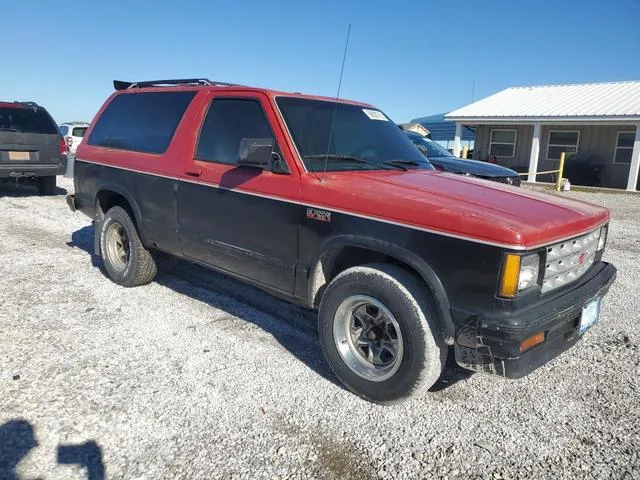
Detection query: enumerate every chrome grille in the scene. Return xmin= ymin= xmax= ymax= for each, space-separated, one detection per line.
xmin=542 ymin=229 xmax=600 ymax=293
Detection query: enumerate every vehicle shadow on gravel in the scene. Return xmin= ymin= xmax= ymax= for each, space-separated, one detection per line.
xmin=0 ymin=181 xmax=67 ymax=197
xmin=0 ymin=419 xmax=105 ymax=480
xmin=68 ymin=226 xmax=340 ymax=388
xmin=68 ymin=225 xmax=472 ymax=392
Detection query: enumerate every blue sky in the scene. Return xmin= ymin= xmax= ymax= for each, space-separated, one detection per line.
xmin=3 ymin=0 xmax=640 ymax=124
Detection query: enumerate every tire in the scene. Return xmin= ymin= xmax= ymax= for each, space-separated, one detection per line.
xmin=318 ymin=263 xmax=446 ymax=403
xmin=36 ymin=176 xmax=56 ymax=195
xmin=99 ymin=206 xmax=157 ymax=287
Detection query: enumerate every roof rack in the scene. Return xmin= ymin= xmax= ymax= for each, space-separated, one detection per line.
xmin=113 ymin=79 xmax=244 ymax=90
xmin=14 ymin=101 xmax=40 ymax=108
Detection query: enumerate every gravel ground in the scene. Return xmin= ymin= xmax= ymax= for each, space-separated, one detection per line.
xmin=1 ymin=177 xmax=639 ymax=480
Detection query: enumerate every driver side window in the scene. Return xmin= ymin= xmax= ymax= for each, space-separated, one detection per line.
xmin=196 ymin=98 xmax=276 ymax=165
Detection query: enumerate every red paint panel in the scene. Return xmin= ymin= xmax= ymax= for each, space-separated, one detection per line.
xmin=179 ymin=90 xmax=302 ymax=203
xmin=300 ymin=170 xmax=609 ymax=249
xmin=0 ymin=102 xmax=25 ymax=109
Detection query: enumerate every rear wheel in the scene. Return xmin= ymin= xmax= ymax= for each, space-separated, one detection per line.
xmin=318 ymin=263 xmax=446 ymax=403
xmin=100 ymin=206 xmax=157 ymax=287
xmin=36 ymin=176 xmax=56 ymax=195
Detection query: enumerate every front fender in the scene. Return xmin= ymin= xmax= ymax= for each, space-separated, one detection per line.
xmin=310 ymin=235 xmax=455 ymax=344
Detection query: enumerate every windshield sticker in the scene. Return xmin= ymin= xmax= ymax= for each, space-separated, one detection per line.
xmin=363 ymin=109 xmax=388 ymax=121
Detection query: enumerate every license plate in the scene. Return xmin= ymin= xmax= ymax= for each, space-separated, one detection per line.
xmin=579 ymin=297 xmax=601 ymax=334
xmin=8 ymin=151 xmax=30 ymax=161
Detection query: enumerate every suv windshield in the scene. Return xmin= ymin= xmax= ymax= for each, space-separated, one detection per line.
xmin=410 ymin=134 xmax=454 ymax=158
xmin=0 ymin=107 xmax=57 ymax=134
xmin=276 ymin=97 xmax=432 ymax=172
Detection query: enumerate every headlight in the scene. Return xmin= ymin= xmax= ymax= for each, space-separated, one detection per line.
xmin=518 ymin=254 xmax=540 ymax=290
xmin=597 ymin=225 xmax=608 ymax=251
xmin=499 ymin=253 xmax=540 ymax=298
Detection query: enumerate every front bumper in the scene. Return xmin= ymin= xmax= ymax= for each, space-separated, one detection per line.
xmin=453 ymin=261 xmax=617 ymax=378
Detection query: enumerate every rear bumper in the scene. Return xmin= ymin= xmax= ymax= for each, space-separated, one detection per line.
xmin=453 ymin=261 xmax=617 ymax=378
xmin=0 ymin=161 xmax=66 ymax=178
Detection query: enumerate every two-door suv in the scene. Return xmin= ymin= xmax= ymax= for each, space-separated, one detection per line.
xmin=67 ymin=78 xmax=616 ymax=403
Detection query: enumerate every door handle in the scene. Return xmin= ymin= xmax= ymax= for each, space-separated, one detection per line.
xmin=184 ymin=168 xmax=202 ymax=177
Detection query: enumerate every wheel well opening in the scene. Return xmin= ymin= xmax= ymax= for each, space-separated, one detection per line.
xmin=96 ymin=190 xmax=131 ymax=217
xmin=311 ymin=245 xmax=423 ymax=308
xmin=95 ymin=190 xmax=142 ymax=241
xmin=96 ymin=190 xmax=139 ymax=224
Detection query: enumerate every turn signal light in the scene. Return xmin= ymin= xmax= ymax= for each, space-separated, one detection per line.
xmin=499 ymin=254 xmax=521 ymax=298
xmin=520 ymin=332 xmax=545 ymax=353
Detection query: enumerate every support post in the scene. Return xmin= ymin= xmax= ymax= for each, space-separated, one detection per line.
xmin=626 ymin=124 xmax=640 ymax=191
xmin=556 ymin=152 xmax=566 ymax=192
xmin=527 ymin=123 xmax=541 ymax=183
xmin=453 ymin=123 xmax=462 ymax=157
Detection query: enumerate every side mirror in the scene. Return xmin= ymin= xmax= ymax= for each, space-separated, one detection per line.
xmin=238 ymin=138 xmax=274 ymax=168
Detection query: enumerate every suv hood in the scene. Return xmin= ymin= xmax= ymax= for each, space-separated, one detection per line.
xmin=302 ymin=170 xmax=609 ymax=250
xmin=429 ymin=156 xmax=518 ymax=177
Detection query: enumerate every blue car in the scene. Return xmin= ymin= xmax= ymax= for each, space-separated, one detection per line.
xmin=405 ymin=131 xmax=521 ymax=186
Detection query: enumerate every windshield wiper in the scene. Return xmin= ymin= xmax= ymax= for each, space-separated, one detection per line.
xmin=385 ymin=159 xmax=424 ymax=167
xmin=304 ymin=154 xmax=406 ymax=171
xmin=0 ymin=127 xmax=18 ymax=132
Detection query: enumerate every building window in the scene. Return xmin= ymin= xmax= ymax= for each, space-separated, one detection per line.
xmin=613 ymin=131 xmax=635 ymax=164
xmin=489 ymin=129 xmax=517 ymax=157
xmin=547 ymin=131 xmax=580 ymax=160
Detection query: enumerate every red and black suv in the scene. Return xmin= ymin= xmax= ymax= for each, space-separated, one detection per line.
xmin=67 ymin=78 xmax=616 ymax=403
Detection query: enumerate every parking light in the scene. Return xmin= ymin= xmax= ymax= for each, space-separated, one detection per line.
xmin=520 ymin=332 xmax=545 ymax=352
xmin=499 ymin=254 xmax=521 ymax=298
xmin=499 ymin=253 xmax=540 ymax=298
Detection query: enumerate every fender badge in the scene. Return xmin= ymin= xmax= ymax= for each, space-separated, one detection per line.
xmin=306 ymin=208 xmax=331 ymax=223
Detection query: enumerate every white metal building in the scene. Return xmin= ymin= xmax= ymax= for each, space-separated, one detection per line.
xmin=446 ymin=81 xmax=640 ymax=190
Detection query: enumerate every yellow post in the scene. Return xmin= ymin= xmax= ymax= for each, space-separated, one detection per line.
xmin=461 ymin=145 xmax=469 ymax=159
xmin=556 ymin=152 xmax=566 ymax=191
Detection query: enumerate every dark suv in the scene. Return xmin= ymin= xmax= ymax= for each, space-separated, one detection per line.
xmin=0 ymin=101 xmax=67 ymax=194
xmin=67 ymin=78 xmax=616 ymax=403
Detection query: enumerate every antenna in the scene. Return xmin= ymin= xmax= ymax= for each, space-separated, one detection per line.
xmin=471 ymin=73 xmax=476 ymax=102
xmin=321 ymin=24 xmax=352 ymax=179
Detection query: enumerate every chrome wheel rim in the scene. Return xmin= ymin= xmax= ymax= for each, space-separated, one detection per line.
xmin=104 ymin=221 xmax=130 ymax=273
xmin=333 ymin=295 xmax=404 ymax=382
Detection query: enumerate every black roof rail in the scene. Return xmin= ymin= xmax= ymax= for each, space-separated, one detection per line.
xmin=113 ymin=79 xmax=244 ymax=90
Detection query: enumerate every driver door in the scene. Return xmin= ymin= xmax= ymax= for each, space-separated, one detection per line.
xmin=177 ymin=92 xmax=301 ymax=293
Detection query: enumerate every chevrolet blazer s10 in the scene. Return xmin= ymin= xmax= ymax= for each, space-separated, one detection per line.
xmin=67 ymin=78 xmax=616 ymax=403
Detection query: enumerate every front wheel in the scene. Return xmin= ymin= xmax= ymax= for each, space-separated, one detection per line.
xmin=99 ymin=206 xmax=157 ymax=287
xmin=318 ymin=263 xmax=446 ymax=403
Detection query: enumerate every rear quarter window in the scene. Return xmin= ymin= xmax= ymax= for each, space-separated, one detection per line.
xmin=59 ymin=125 xmax=69 ymax=136
xmin=87 ymin=91 xmax=196 ymax=154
